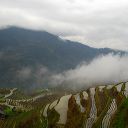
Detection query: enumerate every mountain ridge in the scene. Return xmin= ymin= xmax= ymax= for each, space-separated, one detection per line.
xmin=0 ymin=26 xmax=126 ymax=88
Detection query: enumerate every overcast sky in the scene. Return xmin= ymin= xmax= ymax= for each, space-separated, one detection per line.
xmin=0 ymin=0 xmax=128 ymax=50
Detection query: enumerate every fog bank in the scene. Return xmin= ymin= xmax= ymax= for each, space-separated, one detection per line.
xmin=49 ymin=54 xmax=128 ymax=89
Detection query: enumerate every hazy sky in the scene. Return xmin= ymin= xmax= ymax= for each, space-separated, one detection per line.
xmin=0 ymin=0 xmax=128 ymax=50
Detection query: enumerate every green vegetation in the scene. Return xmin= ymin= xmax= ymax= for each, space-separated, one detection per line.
xmin=47 ymin=108 xmax=60 ymax=128
xmin=111 ymin=98 xmax=128 ymax=128
xmin=41 ymin=117 xmax=48 ymax=128
xmin=0 ymin=110 xmax=45 ymax=128
xmin=4 ymin=107 xmax=14 ymax=116
xmin=93 ymin=98 xmax=112 ymax=128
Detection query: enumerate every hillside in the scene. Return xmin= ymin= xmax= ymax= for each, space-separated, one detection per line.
xmin=0 ymin=82 xmax=128 ymax=128
xmin=0 ymin=27 xmax=126 ymax=88
xmin=43 ymin=82 xmax=128 ymax=128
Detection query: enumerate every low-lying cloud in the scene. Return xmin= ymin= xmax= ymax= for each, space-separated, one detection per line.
xmin=16 ymin=65 xmax=51 ymax=89
xmin=49 ymin=54 xmax=128 ymax=89
xmin=16 ymin=54 xmax=128 ymax=90
xmin=17 ymin=67 xmax=32 ymax=80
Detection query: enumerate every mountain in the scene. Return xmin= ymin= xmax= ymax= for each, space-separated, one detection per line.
xmin=0 ymin=26 xmax=126 ymax=88
xmin=43 ymin=82 xmax=128 ymax=128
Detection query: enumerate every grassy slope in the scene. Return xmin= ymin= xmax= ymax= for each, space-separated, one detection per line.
xmin=0 ymin=110 xmax=44 ymax=128
xmin=111 ymin=98 xmax=128 ymax=128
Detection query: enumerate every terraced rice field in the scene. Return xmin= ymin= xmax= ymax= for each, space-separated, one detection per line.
xmin=102 ymin=99 xmax=117 ymax=128
xmin=43 ymin=82 xmax=128 ymax=128
xmin=85 ymin=88 xmax=97 ymax=128
xmin=1 ymin=82 xmax=128 ymax=128
xmin=0 ymin=88 xmax=62 ymax=128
